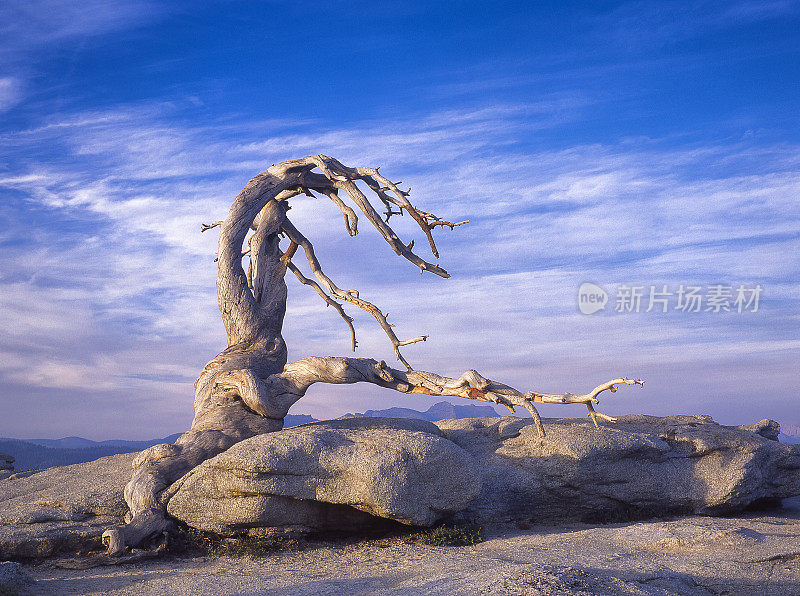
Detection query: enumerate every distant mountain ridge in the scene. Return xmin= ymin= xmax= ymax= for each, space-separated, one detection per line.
xmin=0 ymin=433 xmax=184 ymax=473
xmin=346 ymin=401 xmax=500 ymax=422
xmin=781 ymin=423 xmax=800 ymax=438
xmin=10 ymin=403 xmax=794 ymax=472
xmin=25 ymin=434 xmax=183 ymax=450
xmin=779 ymin=422 xmax=800 ymax=444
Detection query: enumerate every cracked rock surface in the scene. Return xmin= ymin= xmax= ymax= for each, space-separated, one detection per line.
xmin=440 ymin=414 xmax=800 ymax=526
xmin=168 ymin=414 xmax=800 ymax=537
xmin=166 ymin=417 xmax=481 ymax=534
xmin=0 ymin=453 xmax=133 ymax=559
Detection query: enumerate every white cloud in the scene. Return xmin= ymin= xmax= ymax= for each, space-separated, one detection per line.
xmin=0 ymin=77 xmax=22 ymax=113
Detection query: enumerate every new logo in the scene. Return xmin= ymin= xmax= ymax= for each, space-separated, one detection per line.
xmin=577 ymin=282 xmax=608 ymax=314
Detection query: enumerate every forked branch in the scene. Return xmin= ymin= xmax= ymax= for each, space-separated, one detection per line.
xmin=286 ymin=262 xmax=357 ymax=351
xmin=270 ymin=357 xmax=644 ymax=438
xmin=281 ymin=219 xmax=426 ymax=369
xmin=203 ymin=155 xmax=462 ymax=366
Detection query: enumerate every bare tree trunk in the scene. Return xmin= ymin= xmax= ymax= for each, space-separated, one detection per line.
xmin=103 ymin=155 xmax=642 ymax=555
xmin=104 ymin=179 xmax=295 ymax=554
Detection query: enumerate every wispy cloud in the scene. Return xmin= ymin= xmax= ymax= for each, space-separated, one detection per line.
xmin=1 ymin=99 xmax=798 ymax=437
xmin=0 ymin=0 xmax=170 ymax=123
xmin=601 ymin=0 xmax=800 ymax=48
xmin=0 ymin=0 xmax=165 ymax=51
xmin=0 ymin=77 xmax=23 ymax=113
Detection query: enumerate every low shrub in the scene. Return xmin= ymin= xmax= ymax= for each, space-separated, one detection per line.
xmin=402 ymin=524 xmax=483 ymax=547
xmin=170 ymin=524 xmax=303 ymax=558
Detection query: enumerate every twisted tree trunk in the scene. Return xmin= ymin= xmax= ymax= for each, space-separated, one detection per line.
xmin=102 ymin=155 xmax=642 ymax=555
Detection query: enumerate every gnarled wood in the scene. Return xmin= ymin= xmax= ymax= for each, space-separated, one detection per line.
xmin=104 ymin=155 xmax=642 ymax=555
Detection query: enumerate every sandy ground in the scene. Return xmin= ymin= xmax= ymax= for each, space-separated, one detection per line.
xmin=22 ymin=497 xmax=800 ymax=595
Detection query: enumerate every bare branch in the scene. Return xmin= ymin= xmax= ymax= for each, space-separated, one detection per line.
xmin=334 ymin=176 xmax=450 ymax=277
xmin=322 ymin=189 xmax=359 ymax=236
xmin=274 ymin=357 xmax=645 ymax=438
xmin=357 ymin=167 xmax=443 ymax=258
xmin=299 ymin=155 xmax=453 ymax=277
xmin=281 ymin=240 xmax=299 ymax=262
xmin=396 ymin=335 xmax=430 ymax=347
xmin=281 ymin=219 xmax=425 ymax=369
xmin=203 ymin=155 xmax=462 ymax=359
xmin=286 ymin=261 xmax=357 ymax=351
xmin=429 ymin=219 xmax=469 ymax=230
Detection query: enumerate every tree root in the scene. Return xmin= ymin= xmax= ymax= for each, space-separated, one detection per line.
xmin=57 ymin=532 xmax=170 ymax=569
xmin=102 ymin=509 xmax=173 ymax=556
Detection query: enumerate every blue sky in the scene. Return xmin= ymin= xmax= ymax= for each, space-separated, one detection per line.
xmin=1 ymin=0 xmax=799 ymax=439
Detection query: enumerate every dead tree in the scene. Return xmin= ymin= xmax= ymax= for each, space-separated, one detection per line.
xmin=102 ymin=155 xmax=642 ymax=555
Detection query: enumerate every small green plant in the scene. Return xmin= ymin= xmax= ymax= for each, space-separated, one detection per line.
xmin=403 ymin=524 xmax=483 ymax=547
